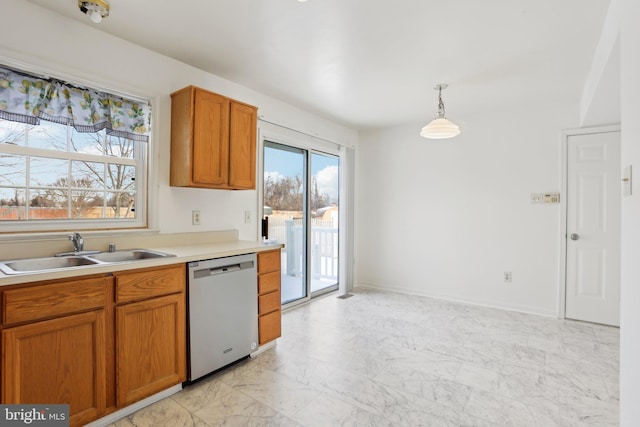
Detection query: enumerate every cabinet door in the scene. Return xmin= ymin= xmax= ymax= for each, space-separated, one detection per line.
xmin=2 ymin=311 xmax=106 ymax=427
xmin=228 ymin=101 xmax=257 ymax=189
xmin=193 ymin=89 xmax=230 ymax=186
xmin=116 ymin=293 xmax=186 ymax=406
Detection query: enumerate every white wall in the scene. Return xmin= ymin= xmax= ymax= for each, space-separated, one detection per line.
xmin=580 ymin=0 xmax=621 ymax=127
xmin=0 ymin=0 xmax=357 ymax=241
xmin=356 ymin=103 xmax=578 ymax=316
xmin=619 ymin=0 xmax=640 ymax=424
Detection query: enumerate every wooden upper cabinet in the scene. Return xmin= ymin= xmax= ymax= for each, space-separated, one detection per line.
xmin=170 ymin=85 xmax=257 ymax=190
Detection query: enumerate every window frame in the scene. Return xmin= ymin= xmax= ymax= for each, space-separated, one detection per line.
xmin=0 ymin=62 xmax=153 ymax=235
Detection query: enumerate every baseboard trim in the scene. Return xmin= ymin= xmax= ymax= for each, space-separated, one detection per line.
xmin=251 ymin=339 xmax=277 ymax=356
xmin=355 ymin=282 xmax=558 ymax=319
xmin=84 ymin=384 xmax=183 ymax=427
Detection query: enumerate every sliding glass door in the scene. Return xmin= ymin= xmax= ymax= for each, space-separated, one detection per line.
xmin=310 ymin=152 xmax=339 ymax=295
xmin=264 ymin=142 xmax=307 ymax=303
xmin=263 ymin=141 xmax=339 ymax=305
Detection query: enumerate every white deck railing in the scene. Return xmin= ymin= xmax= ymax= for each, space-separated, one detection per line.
xmin=268 ymin=216 xmax=338 ymax=281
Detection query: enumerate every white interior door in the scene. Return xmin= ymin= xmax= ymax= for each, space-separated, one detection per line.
xmin=566 ymin=130 xmax=621 ymax=326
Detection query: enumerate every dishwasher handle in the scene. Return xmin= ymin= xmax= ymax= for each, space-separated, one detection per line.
xmin=192 ymin=261 xmax=254 ymax=279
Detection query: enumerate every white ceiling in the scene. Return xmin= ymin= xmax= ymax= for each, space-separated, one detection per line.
xmin=27 ymin=0 xmax=610 ymax=130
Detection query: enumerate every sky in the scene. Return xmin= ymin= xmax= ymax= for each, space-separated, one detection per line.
xmin=264 ymin=145 xmax=340 ymax=201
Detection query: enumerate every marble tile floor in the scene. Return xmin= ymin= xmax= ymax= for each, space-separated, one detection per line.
xmin=109 ymin=287 xmax=619 ymax=426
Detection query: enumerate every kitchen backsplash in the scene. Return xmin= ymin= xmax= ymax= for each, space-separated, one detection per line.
xmin=0 ymin=230 xmax=240 ymax=260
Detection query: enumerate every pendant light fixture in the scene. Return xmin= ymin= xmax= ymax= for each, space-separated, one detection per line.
xmin=420 ymin=84 xmax=461 ymax=139
xmin=78 ymin=0 xmax=110 ymax=24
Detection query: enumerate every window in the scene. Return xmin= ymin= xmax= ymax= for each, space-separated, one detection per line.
xmin=0 ymin=65 xmax=151 ymax=232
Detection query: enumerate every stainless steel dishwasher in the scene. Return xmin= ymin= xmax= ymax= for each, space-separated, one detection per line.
xmin=187 ymin=253 xmax=258 ymax=382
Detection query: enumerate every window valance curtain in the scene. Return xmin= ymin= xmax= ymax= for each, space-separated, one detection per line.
xmin=0 ymin=66 xmax=151 ymax=142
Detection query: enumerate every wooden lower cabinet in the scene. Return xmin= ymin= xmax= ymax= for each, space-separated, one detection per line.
xmin=257 ymin=250 xmax=282 ymax=345
xmin=2 ymin=310 xmax=106 ymax=427
xmin=0 ymin=263 xmax=186 ymax=426
xmin=116 ymin=292 xmax=186 ymax=406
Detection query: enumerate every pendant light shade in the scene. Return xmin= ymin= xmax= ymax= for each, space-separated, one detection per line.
xmin=420 ymin=118 xmax=460 ymax=139
xmin=420 ymin=84 xmax=460 ymax=140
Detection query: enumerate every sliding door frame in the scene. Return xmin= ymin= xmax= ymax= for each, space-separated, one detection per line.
xmin=257 ymin=122 xmax=344 ymax=309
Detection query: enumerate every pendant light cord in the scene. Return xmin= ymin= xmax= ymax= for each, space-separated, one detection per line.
xmin=437 ymin=86 xmax=446 ymax=118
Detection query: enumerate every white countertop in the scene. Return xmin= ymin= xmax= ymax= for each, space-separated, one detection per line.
xmin=0 ymin=240 xmax=283 ymax=287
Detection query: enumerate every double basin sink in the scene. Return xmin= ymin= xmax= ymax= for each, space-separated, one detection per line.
xmin=0 ymin=249 xmax=176 ymax=275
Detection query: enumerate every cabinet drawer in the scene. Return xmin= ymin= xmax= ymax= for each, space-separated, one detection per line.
xmin=258 ymin=309 xmax=281 ymax=345
xmin=257 ymin=250 xmax=280 ymax=274
xmin=258 ymin=271 xmax=280 ymax=295
xmin=3 ymin=277 xmax=106 ymax=325
xmin=258 ymin=290 xmax=281 ymax=315
xmin=116 ymin=264 xmax=185 ymax=304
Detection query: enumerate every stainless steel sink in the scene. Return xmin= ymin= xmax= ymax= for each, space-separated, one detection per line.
xmin=0 ymin=256 xmax=100 ymax=275
xmin=87 ymin=249 xmax=175 ymax=263
xmin=0 ymin=249 xmax=176 ymax=275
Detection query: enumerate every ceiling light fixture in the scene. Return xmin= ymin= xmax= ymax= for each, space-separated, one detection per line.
xmin=420 ymin=84 xmax=461 ymax=139
xmin=78 ymin=0 xmax=110 ymax=24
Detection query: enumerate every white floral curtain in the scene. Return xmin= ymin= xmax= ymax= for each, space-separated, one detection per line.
xmin=0 ymin=65 xmax=151 ymax=142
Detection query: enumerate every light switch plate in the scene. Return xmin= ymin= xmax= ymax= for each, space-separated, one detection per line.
xmin=530 ymin=193 xmax=543 ymax=204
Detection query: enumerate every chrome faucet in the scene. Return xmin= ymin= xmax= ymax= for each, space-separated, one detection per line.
xmin=55 ymin=232 xmax=100 ymax=257
xmin=69 ymin=232 xmax=84 ymax=252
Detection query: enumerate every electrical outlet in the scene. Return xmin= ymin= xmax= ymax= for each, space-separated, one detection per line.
xmin=244 ymin=210 xmax=251 ymax=224
xmin=504 ymin=271 xmax=512 ymax=283
xmin=192 ymin=210 xmax=201 ymax=225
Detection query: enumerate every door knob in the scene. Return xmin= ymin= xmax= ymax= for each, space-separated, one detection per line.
xmin=570 ymin=233 xmax=579 ymax=241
